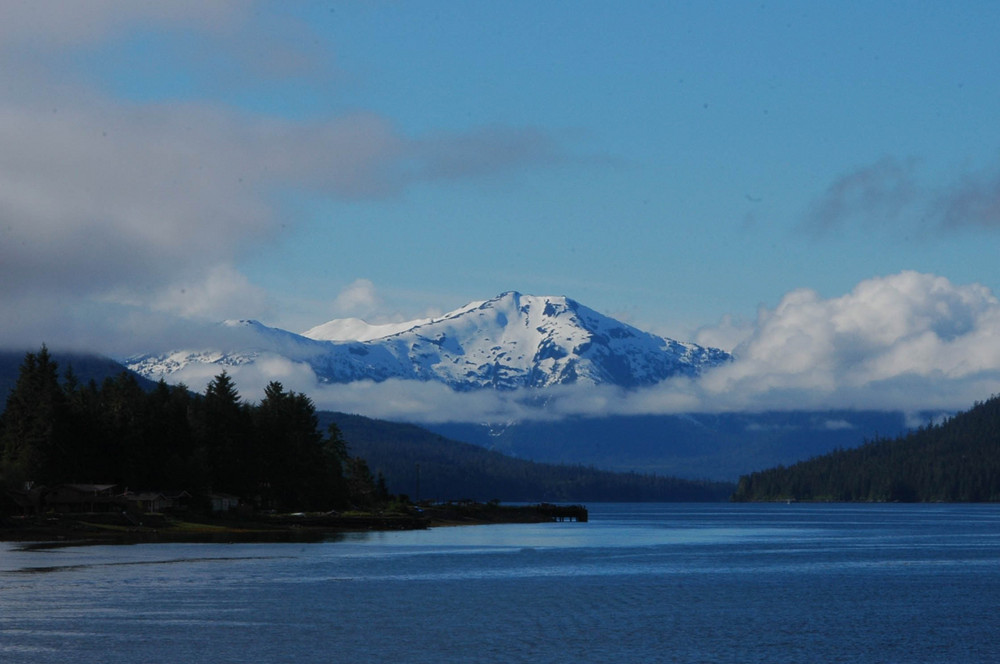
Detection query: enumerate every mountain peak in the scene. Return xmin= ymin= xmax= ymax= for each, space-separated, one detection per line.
xmin=129 ymin=292 xmax=731 ymax=391
xmin=475 ymin=291 xmax=582 ymax=320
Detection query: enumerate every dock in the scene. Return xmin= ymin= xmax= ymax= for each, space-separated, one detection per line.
xmin=417 ymin=501 xmax=589 ymax=525
xmin=536 ymin=503 xmax=589 ymax=522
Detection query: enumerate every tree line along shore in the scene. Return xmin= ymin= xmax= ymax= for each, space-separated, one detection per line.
xmin=733 ymin=395 xmax=1000 ymax=502
xmin=0 ymin=346 xmax=387 ymax=515
xmin=0 ymin=347 xmax=591 ymax=545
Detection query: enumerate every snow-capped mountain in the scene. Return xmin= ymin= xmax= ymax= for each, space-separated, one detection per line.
xmin=127 ymin=292 xmax=731 ymax=390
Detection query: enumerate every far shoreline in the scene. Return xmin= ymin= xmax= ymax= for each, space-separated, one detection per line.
xmin=1 ymin=502 xmax=589 ymax=549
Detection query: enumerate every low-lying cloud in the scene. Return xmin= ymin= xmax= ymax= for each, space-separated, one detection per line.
xmin=156 ymin=272 xmax=1000 ymax=424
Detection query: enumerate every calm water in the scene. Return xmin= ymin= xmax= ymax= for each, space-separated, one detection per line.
xmin=2 ymin=503 xmax=1000 ymax=663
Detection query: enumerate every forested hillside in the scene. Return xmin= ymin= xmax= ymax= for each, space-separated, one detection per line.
xmin=732 ymin=396 xmax=1000 ymax=502
xmin=0 ymin=350 xmax=158 ymax=409
xmin=322 ymin=412 xmax=734 ymax=502
xmin=0 ymin=347 xmax=376 ymax=512
xmin=432 ymin=410 xmax=915 ymax=481
xmin=0 ymin=347 xmax=733 ymax=508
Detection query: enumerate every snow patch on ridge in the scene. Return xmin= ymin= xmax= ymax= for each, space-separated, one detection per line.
xmin=302 ymin=317 xmax=429 ymax=342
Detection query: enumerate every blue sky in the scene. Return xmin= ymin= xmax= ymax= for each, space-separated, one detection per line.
xmin=4 ymin=1 xmax=1000 ymax=416
xmin=255 ymin=2 xmax=1000 ymax=338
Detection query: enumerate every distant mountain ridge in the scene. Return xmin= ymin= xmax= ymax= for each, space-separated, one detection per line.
xmin=127 ymin=291 xmax=731 ymax=391
xmin=0 ymin=348 xmax=918 ymax=482
xmin=430 ymin=410 xmax=917 ymax=481
xmin=320 ymin=411 xmax=734 ymax=502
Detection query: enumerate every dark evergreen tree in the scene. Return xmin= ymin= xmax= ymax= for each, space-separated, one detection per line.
xmin=322 ymin=422 xmax=350 ymax=506
xmin=197 ymin=372 xmax=253 ymax=496
xmin=0 ymin=354 xmax=383 ymax=512
xmin=98 ymin=372 xmax=146 ymax=484
xmin=138 ymin=380 xmax=197 ymax=489
xmin=255 ymin=382 xmax=318 ymax=508
xmin=61 ymin=375 xmax=104 ymax=482
xmin=4 ymin=349 xmax=740 ymax=510
xmin=345 ymin=456 xmax=377 ymax=508
xmin=0 ymin=347 xmax=73 ymax=486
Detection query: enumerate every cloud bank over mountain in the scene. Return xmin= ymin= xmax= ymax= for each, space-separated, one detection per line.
xmin=5 ymin=5 xmax=1000 ymax=426
xmin=695 ymin=271 xmax=1000 ymax=413
xmin=135 ymin=272 xmax=1000 ymax=424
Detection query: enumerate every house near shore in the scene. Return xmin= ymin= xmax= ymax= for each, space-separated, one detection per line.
xmin=209 ymin=492 xmax=240 ymax=512
xmin=2 ymin=484 xmax=197 ymax=516
xmin=44 ymin=484 xmax=121 ymax=513
xmin=4 ymin=486 xmax=43 ymax=515
xmin=122 ymin=489 xmax=192 ymax=514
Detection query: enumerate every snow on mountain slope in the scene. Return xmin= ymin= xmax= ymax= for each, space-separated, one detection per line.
xmin=302 ymin=316 xmax=431 ymax=342
xmin=127 ymin=292 xmax=731 ymax=390
xmin=369 ymin=292 xmax=729 ymax=389
xmin=127 ymin=319 xmax=340 ymax=378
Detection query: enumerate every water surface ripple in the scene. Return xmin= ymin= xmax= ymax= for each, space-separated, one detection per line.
xmin=1 ymin=503 xmax=998 ymax=663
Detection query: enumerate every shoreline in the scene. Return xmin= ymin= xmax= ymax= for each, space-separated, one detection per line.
xmin=1 ymin=502 xmax=588 ymax=549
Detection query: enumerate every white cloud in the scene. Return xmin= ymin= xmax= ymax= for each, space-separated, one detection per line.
xmin=0 ymin=6 xmax=576 ymax=352
xmin=149 ymin=270 xmax=1000 ymax=423
xmin=688 ymin=271 xmax=1000 ymax=413
xmin=332 ymin=279 xmax=382 ymax=318
xmin=727 ymin=272 xmax=998 ymax=381
xmin=137 ymin=271 xmax=1000 ymax=423
xmin=273 ymin=271 xmax=1000 ymax=422
xmin=692 ymin=314 xmax=755 ymax=353
xmin=165 ymin=353 xmax=322 ymax=403
xmin=142 ymin=264 xmax=272 ymax=321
